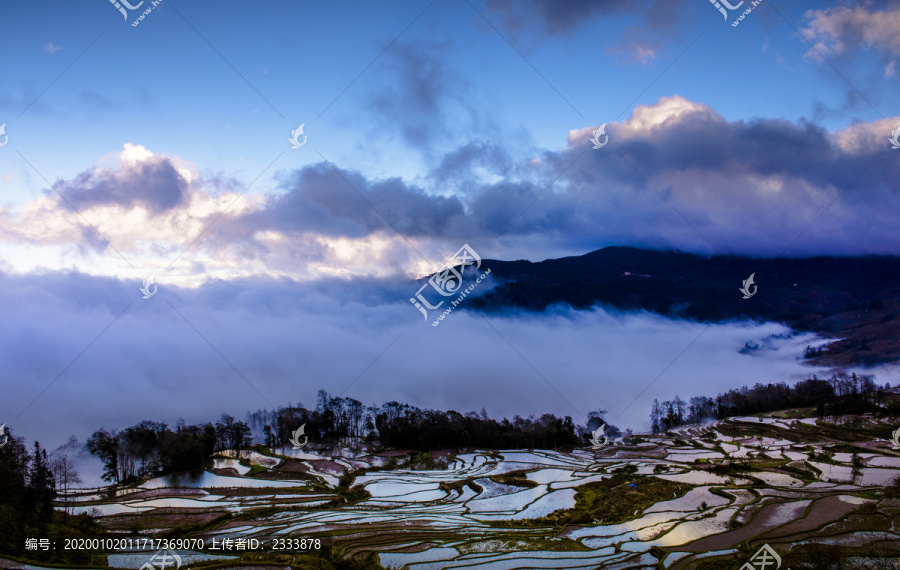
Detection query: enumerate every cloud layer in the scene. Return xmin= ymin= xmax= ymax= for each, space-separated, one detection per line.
xmin=1 ymin=268 xmax=847 ymax=451
xmin=3 ymin=96 xmax=898 ymax=288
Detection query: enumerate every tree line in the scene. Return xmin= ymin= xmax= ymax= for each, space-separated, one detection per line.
xmin=650 ymin=371 xmax=887 ymax=432
xmin=374 ymin=403 xmax=582 ymax=449
xmin=79 ymin=389 xmax=602 ymax=484
xmin=248 ymin=390 xmax=595 ymax=450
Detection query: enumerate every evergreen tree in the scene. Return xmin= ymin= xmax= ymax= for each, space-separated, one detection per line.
xmin=26 ymin=442 xmax=55 ymax=515
xmin=650 ymin=399 xmax=661 ymax=434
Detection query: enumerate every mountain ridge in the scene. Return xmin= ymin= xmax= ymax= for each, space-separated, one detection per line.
xmin=461 ymin=246 xmax=900 ymax=367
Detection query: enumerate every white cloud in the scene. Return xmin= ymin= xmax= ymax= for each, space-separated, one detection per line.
xmin=832 ymin=116 xmax=900 ymax=154
xmin=801 ymin=5 xmax=900 ymax=59
xmin=567 ymin=95 xmax=716 ymax=147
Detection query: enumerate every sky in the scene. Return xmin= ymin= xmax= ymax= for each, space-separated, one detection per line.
xmin=1 ymin=0 xmax=899 ymax=449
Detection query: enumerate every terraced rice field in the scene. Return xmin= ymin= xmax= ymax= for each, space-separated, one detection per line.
xmin=64 ymin=415 xmax=900 ymax=568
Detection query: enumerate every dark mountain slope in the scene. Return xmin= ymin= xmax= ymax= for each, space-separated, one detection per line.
xmin=463 ymin=246 xmax=900 ymax=366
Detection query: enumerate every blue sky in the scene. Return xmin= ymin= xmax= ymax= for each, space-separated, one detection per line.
xmin=3 ymin=0 xmax=894 ymax=198
xmin=1 ymin=0 xmax=899 ymax=446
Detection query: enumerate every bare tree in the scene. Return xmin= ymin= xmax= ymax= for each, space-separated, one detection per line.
xmin=49 ymin=451 xmax=82 ymax=524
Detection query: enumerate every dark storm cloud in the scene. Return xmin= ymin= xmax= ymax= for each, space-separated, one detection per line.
xmin=206 ymin=101 xmax=900 ymax=260
xmin=53 ymin=155 xmax=188 ymax=214
xmin=242 ymin=163 xmax=467 ymax=239
xmin=601 ymin=116 xmax=836 ymax=183
xmin=504 ymin=111 xmax=899 ymax=256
